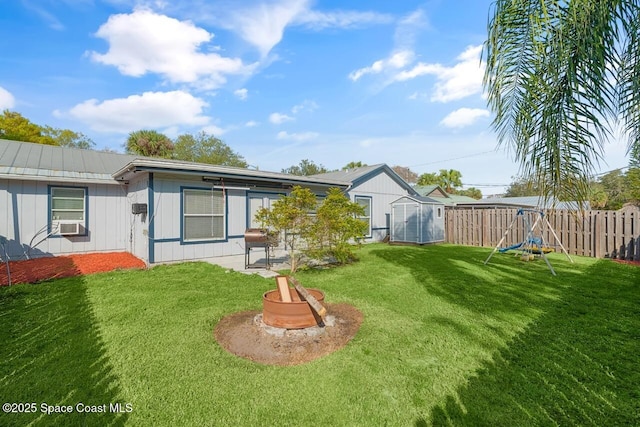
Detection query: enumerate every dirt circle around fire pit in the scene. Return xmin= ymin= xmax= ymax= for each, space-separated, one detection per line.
xmin=214 ymin=303 xmax=363 ymax=366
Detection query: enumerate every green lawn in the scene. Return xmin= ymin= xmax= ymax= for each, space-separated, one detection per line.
xmin=1 ymin=244 xmax=638 ymax=426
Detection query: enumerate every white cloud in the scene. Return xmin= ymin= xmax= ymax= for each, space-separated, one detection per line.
xmin=245 ymin=120 xmax=259 ymax=127
xmin=219 ymin=0 xmax=392 ymax=57
xmin=394 ymin=45 xmax=485 ymax=102
xmin=202 ymin=124 xmax=226 ymax=135
xmin=295 ymin=9 xmax=393 ymax=30
xmin=394 ymin=9 xmax=429 ymax=49
xmin=234 ymin=88 xmax=248 ymax=100
xmin=349 ymin=50 xmax=414 ymax=81
xmin=276 ymin=130 xmax=319 ymax=141
xmin=440 ymin=108 xmax=490 ymax=128
xmin=89 ymin=9 xmax=254 ymax=88
xmin=0 ymin=86 xmax=16 ymax=109
xmin=291 ymin=100 xmax=318 ymax=114
xmin=62 ymin=90 xmax=210 ymax=133
xmin=228 ymin=0 xmax=310 ymax=58
xmin=269 ymin=112 xmax=294 ymax=124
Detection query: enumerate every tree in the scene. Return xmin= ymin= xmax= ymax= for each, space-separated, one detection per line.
xmin=484 ymin=0 xmax=640 ymax=206
xmin=126 ymin=130 xmax=174 ymax=158
xmin=457 ymin=187 xmax=483 ymax=199
xmin=281 ymin=159 xmax=329 ymax=176
xmin=416 ymin=172 xmax=438 ymax=186
xmin=627 ymin=144 xmax=640 ymax=205
xmin=173 ymin=132 xmax=247 ymax=167
xmin=437 ymin=169 xmax=462 ymax=193
xmin=589 ymin=182 xmax=609 ymax=209
xmin=255 ymin=186 xmax=317 ymax=273
xmin=0 ymin=110 xmax=57 ymax=145
xmin=342 ymin=161 xmax=367 ymax=170
xmin=306 ymin=188 xmax=367 ymax=264
xmin=505 ymin=176 xmax=543 ymax=197
xmin=598 ymin=170 xmax=630 ymax=210
xmin=392 ymin=165 xmax=418 ymax=183
xmin=43 ymin=127 xmax=95 ymax=149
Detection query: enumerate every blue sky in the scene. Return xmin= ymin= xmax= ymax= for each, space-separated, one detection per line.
xmin=0 ymin=0 xmax=630 ymax=194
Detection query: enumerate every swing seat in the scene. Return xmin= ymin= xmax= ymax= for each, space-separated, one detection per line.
xmin=530 ymin=245 xmax=554 ymax=254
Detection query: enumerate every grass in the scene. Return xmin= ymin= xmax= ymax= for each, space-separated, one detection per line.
xmin=1 ymin=244 xmax=638 ymax=426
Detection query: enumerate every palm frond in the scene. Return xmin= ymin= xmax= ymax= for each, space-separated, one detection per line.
xmin=484 ymin=0 xmax=639 ymax=205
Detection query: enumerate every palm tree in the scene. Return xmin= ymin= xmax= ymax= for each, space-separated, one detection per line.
xmin=126 ymin=130 xmax=174 ymax=158
xmin=484 ymin=0 xmax=640 ymax=204
xmin=438 ymin=169 xmax=462 ymax=193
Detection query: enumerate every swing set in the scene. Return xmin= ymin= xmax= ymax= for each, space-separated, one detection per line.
xmin=484 ymin=208 xmax=573 ymax=275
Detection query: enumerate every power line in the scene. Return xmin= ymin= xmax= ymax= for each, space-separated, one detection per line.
xmin=408 ymin=150 xmax=497 ymax=168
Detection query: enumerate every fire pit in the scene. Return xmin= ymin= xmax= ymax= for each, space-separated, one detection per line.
xmin=262 ymin=288 xmax=326 ymax=329
xmin=261 ymin=276 xmax=327 ymax=329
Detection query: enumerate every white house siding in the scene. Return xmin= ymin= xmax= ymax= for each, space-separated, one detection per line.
xmin=0 ymin=178 xmax=128 ymax=259
xmin=347 ymin=171 xmax=412 ymax=241
xmin=141 ymin=173 xmax=250 ymax=264
xmin=127 ymin=174 xmax=150 ymax=263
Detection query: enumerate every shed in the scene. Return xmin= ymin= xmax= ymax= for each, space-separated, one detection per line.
xmin=390 ymin=195 xmax=445 ymax=244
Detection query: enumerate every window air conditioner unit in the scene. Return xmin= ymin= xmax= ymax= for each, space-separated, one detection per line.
xmin=54 ymin=222 xmax=82 ymax=236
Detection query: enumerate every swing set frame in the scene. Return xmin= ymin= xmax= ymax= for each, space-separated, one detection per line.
xmin=484 ymin=208 xmax=573 ymax=275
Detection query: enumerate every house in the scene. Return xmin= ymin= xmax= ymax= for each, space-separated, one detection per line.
xmin=452 ymin=196 xmax=590 ymax=210
xmin=312 ymin=164 xmax=419 ymax=241
xmin=413 ymin=184 xmax=478 ymax=207
xmin=0 ymin=140 xmax=413 ymax=264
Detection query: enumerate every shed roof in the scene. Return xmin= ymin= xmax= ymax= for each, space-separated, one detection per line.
xmin=391 ymin=194 xmax=444 ymax=205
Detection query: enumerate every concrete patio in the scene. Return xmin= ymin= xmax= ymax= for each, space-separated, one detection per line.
xmin=203 ymin=247 xmax=290 ymax=278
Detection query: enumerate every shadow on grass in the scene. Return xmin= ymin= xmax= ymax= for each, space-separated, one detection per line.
xmin=0 ymin=275 xmax=128 ymax=426
xmin=417 ymin=258 xmax=640 ymax=426
xmin=371 ymin=244 xmax=578 ymax=319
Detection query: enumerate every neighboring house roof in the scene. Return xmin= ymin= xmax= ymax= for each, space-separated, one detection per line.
xmin=0 ymin=139 xmax=350 ymax=189
xmin=312 ymin=164 xmax=418 ymax=195
xmin=455 ymin=196 xmax=590 ymax=210
xmin=0 ymin=138 xmax=135 ymax=184
xmin=413 ymin=184 xmax=449 ymax=198
xmin=440 ymin=194 xmax=479 ymax=206
xmin=413 ymin=184 xmax=478 ymax=206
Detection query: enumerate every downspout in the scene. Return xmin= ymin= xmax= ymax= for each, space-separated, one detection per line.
xmin=148 ymin=173 xmax=155 ymax=264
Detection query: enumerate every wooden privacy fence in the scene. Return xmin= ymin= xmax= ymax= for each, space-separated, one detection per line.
xmin=445 ymin=208 xmax=640 ymax=261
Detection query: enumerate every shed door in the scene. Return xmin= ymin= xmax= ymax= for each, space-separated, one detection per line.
xmin=392 ymin=203 xmax=419 ymax=243
xmin=405 ymin=204 xmax=419 ymax=242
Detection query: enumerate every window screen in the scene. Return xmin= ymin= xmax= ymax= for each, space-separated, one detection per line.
xmin=355 ymin=196 xmax=372 ymax=237
xmin=183 ymin=189 xmax=225 ymax=241
xmin=51 ymin=187 xmax=85 ymax=221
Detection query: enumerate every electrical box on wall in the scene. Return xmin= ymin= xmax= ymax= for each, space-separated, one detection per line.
xmin=132 ymin=203 xmax=148 ymax=214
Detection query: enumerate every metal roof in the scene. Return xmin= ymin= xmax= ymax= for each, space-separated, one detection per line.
xmin=113 ymin=157 xmax=350 ymax=188
xmin=391 ymin=194 xmax=444 ymax=205
xmin=312 ymin=164 xmax=418 ymax=195
xmin=0 ymin=139 xmax=135 ymax=184
xmin=0 ymin=139 xmax=350 ymax=188
xmin=455 ymin=196 xmax=589 ymax=210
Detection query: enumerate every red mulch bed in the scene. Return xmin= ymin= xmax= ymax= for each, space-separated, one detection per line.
xmin=612 ymin=259 xmax=640 ymax=267
xmin=0 ymin=252 xmax=146 ymax=286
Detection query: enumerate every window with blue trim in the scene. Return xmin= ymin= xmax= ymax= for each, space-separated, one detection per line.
xmin=51 ymin=187 xmax=85 ymax=221
xmin=355 ymin=196 xmax=372 ymax=237
xmin=183 ymin=189 xmax=225 ymax=241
